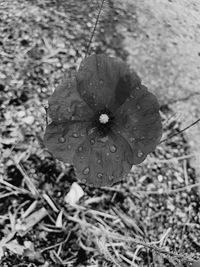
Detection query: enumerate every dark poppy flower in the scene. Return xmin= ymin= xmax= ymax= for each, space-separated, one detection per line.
xmin=44 ymin=54 xmax=162 ymax=187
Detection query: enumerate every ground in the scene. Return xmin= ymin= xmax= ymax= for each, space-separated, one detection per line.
xmin=0 ymin=0 xmax=200 ymax=266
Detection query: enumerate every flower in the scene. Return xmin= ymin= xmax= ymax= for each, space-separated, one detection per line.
xmin=44 ymin=54 xmax=162 ymax=187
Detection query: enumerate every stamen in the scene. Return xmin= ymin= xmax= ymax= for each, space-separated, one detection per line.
xmin=99 ymin=113 xmax=109 ymax=124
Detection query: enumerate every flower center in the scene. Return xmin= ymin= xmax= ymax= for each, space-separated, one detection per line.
xmin=99 ymin=113 xmax=109 ymax=124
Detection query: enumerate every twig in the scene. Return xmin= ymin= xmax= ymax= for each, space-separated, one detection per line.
xmin=15 ymin=163 xmax=39 ymax=197
xmin=85 ymin=0 xmax=105 ymax=56
xmin=140 ymin=182 xmax=200 ymax=195
xmin=160 ymin=118 xmax=200 ymax=143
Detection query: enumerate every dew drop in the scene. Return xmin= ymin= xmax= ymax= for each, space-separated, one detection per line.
xmin=67 ymin=144 xmax=71 ymax=150
xmin=97 ymin=159 xmax=101 ymax=164
xmin=136 ymin=105 xmax=141 ymax=110
xmin=116 ymin=155 xmax=120 ymax=162
xmin=72 ymin=132 xmax=78 ymax=138
xmin=97 ymin=173 xmax=103 ymax=179
xmin=83 ymin=167 xmax=90 ymax=175
xmin=87 ymin=127 xmax=96 ymax=135
xmin=106 ymin=152 xmax=110 ymax=157
xmin=58 ymin=137 xmax=66 ymax=143
xmin=78 ymin=146 xmax=83 ymax=152
xmin=110 ymin=145 xmax=117 ymax=153
xmin=81 ymin=178 xmax=87 ymax=184
xmin=137 ymin=150 xmax=143 ymax=158
xmin=109 ymin=176 xmax=114 ymax=181
xmin=136 ymin=86 xmax=140 ymax=90
xmin=130 ymin=137 xmax=135 ymax=142
xmin=90 ymin=139 xmax=95 ymax=145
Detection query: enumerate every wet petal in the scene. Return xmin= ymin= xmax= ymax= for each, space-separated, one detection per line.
xmin=73 ymin=130 xmax=133 ymax=187
xmin=114 ymin=84 xmax=162 ymax=164
xmin=48 ymin=69 xmax=93 ymax=122
xmin=43 ymin=121 xmax=90 ymax=163
xmin=76 ymin=54 xmax=141 ymax=112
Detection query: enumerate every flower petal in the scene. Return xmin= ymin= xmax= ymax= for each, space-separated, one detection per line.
xmin=48 ymin=69 xmax=93 ymax=122
xmin=73 ymin=130 xmax=133 ymax=187
xmin=43 ymin=121 xmax=90 ymax=163
xmin=76 ymin=54 xmax=141 ymax=112
xmin=114 ymin=84 xmax=162 ymax=164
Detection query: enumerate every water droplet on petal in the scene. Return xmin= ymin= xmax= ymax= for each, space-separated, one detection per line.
xmin=81 ymin=178 xmax=87 ymax=184
xmin=72 ymin=132 xmax=78 ymax=138
xmin=67 ymin=144 xmax=71 ymax=150
xmin=58 ymin=137 xmax=66 ymax=143
xmin=78 ymin=146 xmax=83 ymax=152
xmin=90 ymin=139 xmax=95 ymax=145
xmin=116 ymin=155 xmax=120 ymax=162
xmin=106 ymin=152 xmax=110 ymax=157
xmin=97 ymin=159 xmax=101 ymax=164
xmin=83 ymin=167 xmax=90 ymax=175
xmin=137 ymin=150 xmax=143 ymax=157
xmin=87 ymin=127 xmax=96 ymax=135
xmin=97 ymin=173 xmax=103 ymax=179
xmin=109 ymin=176 xmax=114 ymax=181
xmin=136 ymin=105 xmax=141 ymax=110
xmin=110 ymin=145 xmax=117 ymax=153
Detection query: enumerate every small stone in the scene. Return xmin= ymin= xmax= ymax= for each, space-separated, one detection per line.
xmin=18 ymin=110 xmax=26 ymax=117
xmin=22 ymin=115 xmax=34 ymax=124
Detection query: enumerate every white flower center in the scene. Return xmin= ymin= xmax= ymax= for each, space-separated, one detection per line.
xmin=99 ymin=114 xmax=109 ymax=124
